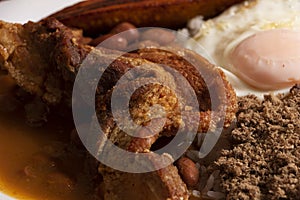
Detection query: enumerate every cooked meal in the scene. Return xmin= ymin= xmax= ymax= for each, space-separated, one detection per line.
xmin=0 ymin=0 xmax=299 ymax=200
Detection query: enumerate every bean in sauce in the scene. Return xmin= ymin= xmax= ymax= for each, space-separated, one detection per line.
xmin=111 ymin=22 xmax=140 ymax=43
xmin=90 ymin=22 xmax=177 ymax=51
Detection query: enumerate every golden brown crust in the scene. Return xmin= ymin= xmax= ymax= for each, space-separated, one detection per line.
xmin=0 ymin=18 xmax=238 ymax=199
xmin=95 ymin=46 xmax=237 ymax=199
xmin=99 ymin=154 xmax=189 ymax=200
xmin=136 ymin=47 xmax=237 ymax=129
xmin=47 ymin=0 xmax=245 ymax=36
xmin=0 ymin=19 xmax=89 ymax=105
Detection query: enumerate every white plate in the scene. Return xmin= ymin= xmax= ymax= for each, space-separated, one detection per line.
xmin=0 ymin=0 xmax=82 ymax=23
xmin=0 ymin=1 xmax=82 ymax=199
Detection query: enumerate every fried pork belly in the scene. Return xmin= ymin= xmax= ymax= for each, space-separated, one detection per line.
xmin=98 ymin=153 xmax=189 ymax=200
xmin=0 ymin=19 xmax=237 ymax=199
xmin=0 ymin=18 xmax=88 ymax=105
xmin=95 ymin=47 xmax=237 ymax=199
xmin=136 ymin=48 xmax=237 ymax=129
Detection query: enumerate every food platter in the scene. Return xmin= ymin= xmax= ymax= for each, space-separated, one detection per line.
xmin=0 ymin=0 xmax=299 ymax=200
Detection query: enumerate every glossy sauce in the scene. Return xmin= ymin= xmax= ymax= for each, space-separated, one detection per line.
xmin=0 ymin=75 xmax=96 ymax=200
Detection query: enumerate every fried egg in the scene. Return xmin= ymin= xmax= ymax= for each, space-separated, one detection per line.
xmin=186 ymin=0 xmax=300 ymax=97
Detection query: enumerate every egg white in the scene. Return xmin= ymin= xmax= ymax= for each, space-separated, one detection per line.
xmin=185 ymin=0 xmax=300 ymax=98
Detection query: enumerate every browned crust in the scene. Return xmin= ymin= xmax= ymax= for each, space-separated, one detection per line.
xmin=95 ymin=46 xmax=237 ymax=199
xmin=0 ymin=18 xmax=89 ymax=105
xmin=0 ymin=18 xmax=238 ymax=199
xmin=99 ymin=153 xmax=189 ymax=200
xmin=47 ymin=0 xmax=245 ymax=36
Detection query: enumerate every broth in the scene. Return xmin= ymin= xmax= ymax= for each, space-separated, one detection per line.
xmin=0 ymin=76 xmax=96 ymax=200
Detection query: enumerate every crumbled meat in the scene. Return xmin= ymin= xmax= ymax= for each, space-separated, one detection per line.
xmin=216 ymin=85 xmax=300 ymax=200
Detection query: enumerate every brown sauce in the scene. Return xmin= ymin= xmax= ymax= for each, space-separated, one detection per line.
xmin=0 ymin=76 xmax=96 ymax=200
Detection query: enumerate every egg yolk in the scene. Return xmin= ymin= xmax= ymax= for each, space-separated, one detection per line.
xmin=231 ymin=29 xmax=300 ymax=90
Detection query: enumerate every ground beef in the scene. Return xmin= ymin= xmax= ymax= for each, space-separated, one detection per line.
xmin=216 ymin=84 xmax=300 ymax=200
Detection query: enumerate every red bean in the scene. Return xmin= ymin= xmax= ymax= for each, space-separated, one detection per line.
xmin=140 ymin=28 xmax=176 ymax=45
xmin=177 ymin=157 xmax=200 ymax=187
xmin=90 ymin=33 xmax=128 ymax=51
xmin=111 ymin=22 xmax=139 ymax=43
